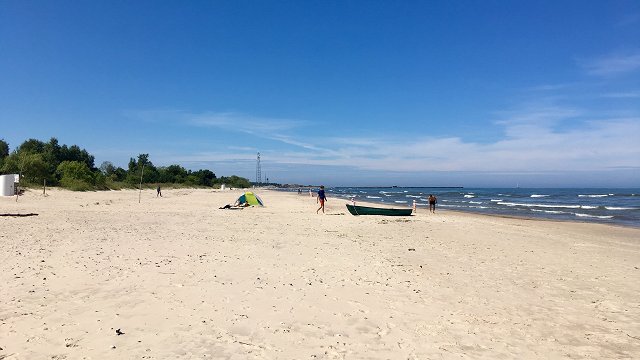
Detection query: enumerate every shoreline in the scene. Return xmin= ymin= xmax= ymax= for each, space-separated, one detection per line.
xmin=1 ymin=188 xmax=639 ymax=358
xmin=291 ymin=191 xmax=640 ymax=230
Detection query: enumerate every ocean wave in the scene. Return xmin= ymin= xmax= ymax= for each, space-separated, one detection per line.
xmin=497 ymin=202 xmax=581 ymax=209
xmin=394 ymin=200 xmax=408 ymax=203
xmin=578 ymin=194 xmax=608 ymax=198
xmin=605 ymin=206 xmax=637 ymax=210
xmin=530 ymin=194 xmax=549 ymax=198
xmin=469 ymin=201 xmax=482 ymax=204
xmin=580 ymin=206 xmax=598 ymax=209
xmin=366 ymin=196 xmax=381 ymax=199
xmin=490 ymin=199 xmax=502 ymax=202
xmin=575 ymin=213 xmax=613 ymax=219
xmin=531 ymin=209 xmax=567 ymax=214
xmin=406 ymin=195 xmax=422 ymax=198
xmin=464 ymin=195 xmax=475 ymax=198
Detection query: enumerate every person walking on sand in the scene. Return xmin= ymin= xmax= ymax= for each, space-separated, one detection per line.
xmin=157 ymin=186 xmax=162 ymax=197
xmin=428 ymin=194 xmax=437 ymax=213
xmin=317 ymin=186 xmax=327 ymax=214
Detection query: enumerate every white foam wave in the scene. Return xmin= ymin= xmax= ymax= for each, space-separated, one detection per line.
xmin=490 ymin=199 xmax=502 ymax=202
xmin=605 ymin=206 xmax=635 ymax=210
xmin=531 ymin=209 xmax=567 ymax=214
xmin=580 ymin=206 xmax=597 ymax=209
xmin=578 ymin=194 xmax=608 ymax=198
xmin=366 ymin=196 xmax=381 ymax=199
xmin=530 ymin=194 xmax=549 ymax=198
xmin=575 ymin=213 xmax=613 ymax=219
xmin=464 ymin=195 xmax=475 ymax=198
xmin=406 ymin=195 xmax=421 ymax=198
xmin=498 ymin=202 xmax=581 ymax=209
xmin=395 ymin=200 xmax=408 ymax=203
xmin=469 ymin=201 xmax=482 ymax=204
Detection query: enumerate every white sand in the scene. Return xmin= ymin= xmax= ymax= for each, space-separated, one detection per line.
xmin=1 ymin=188 xmax=639 ymax=359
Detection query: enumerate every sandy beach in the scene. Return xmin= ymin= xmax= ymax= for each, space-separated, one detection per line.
xmin=1 ymin=188 xmax=638 ymax=359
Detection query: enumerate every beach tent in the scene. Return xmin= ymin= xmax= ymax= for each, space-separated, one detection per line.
xmin=235 ymin=192 xmax=264 ymax=206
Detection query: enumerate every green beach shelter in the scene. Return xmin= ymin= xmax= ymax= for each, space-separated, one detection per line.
xmin=236 ymin=192 xmax=264 ymax=206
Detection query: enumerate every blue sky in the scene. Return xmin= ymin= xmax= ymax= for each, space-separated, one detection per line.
xmin=1 ymin=0 xmax=639 ymax=187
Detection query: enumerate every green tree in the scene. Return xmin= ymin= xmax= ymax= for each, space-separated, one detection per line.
xmin=18 ymin=138 xmax=45 ymax=155
xmin=18 ymin=153 xmax=49 ymax=185
xmin=112 ymin=167 xmax=127 ymax=182
xmin=126 ymin=153 xmax=158 ymax=184
xmin=218 ymin=175 xmax=251 ymax=188
xmin=100 ymin=161 xmax=116 ymax=176
xmin=1 ymin=152 xmax=19 ymax=174
xmin=0 ymin=139 xmax=9 ymax=169
xmin=60 ymin=144 xmax=95 ymax=170
xmin=190 ymin=169 xmax=216 ymax=186
xmin=57 ymin=161 xmax=94 ymax=190
xmin=158 ymin=164 xmax=188 ymax=183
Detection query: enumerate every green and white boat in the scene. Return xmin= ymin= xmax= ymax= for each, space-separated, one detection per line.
xmin=346 ymin=203 xmax=413 ymax=216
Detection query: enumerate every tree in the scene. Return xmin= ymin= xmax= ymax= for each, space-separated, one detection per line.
xmin=0 ymin=139 xmax=8 ymax=169
xmin=18 ymin=138 xmax=45 ymax=154
xmin=18 ymin=153 xmax=49 ymax=185
xmin=126 ymin=153 xmax=158 ymax=184
xmin=190 ymin=169 xmax=216 ymax=186
xmin=158 ymin=164 xmax=188 ymax=183
xmin=60 ymin=144 xmax=95 ymax=170
xmin=112 ymin=167 xmax=127 ymax=182
xmin=100 ymin=161 xmax=116 ymax=176
xmin=57 ymin=161 xmax=94 ymax=190
xmin=218 ymin=175 xmax=251 ymax=188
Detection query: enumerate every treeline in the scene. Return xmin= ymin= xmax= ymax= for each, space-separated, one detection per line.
xmin=0 ymin=138 xmax=252 ymax=190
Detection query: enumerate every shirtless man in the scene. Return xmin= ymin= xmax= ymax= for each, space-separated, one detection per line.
xmin=428 ymin=194 xmax=437 ymax=213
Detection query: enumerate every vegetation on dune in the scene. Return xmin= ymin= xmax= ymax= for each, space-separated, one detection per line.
xmin=0 ymin=137 xmax=252 ymax=191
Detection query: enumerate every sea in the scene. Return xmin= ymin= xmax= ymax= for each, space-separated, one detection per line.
xmin=303 ymin=187 xmax=640 ymax=228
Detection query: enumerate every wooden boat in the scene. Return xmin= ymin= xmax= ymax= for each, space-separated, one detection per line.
xmin=346 ymin=203 xmax=413 ymax=216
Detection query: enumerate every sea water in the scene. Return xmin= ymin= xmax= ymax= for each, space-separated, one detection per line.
xmin=319 ymin=187 xmax=640 ymax=228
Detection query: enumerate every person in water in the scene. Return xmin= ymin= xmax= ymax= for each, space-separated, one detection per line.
xmin=317 ymin=186 xmax=327 ymax=214
xmin=428 ymin=194 xmax=437 ymax=213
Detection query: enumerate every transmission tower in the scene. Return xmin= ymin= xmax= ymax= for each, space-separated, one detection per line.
xmin=256 ymin=152 xmax=262 ymax=185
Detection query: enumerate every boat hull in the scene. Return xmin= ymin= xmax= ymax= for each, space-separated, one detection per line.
xmin=346 ymin=204 xmax=413 ymax=216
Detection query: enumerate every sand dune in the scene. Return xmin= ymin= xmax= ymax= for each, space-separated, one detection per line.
xmin=1 ymin=188 xmax=638 ymax=359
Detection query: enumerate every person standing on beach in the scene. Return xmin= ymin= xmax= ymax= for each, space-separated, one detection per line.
xmin=157 ymin=186 xmax=162 ymax=197
xmin=428 ymin=194 xmax=437 ymax=213
xmin=317 ymin=186 xmax=327 ymax=214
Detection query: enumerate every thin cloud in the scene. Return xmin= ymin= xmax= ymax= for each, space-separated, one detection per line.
xmin=190 ymin=112 xmax=305 ymax=134
xmin=601 ymin=91 xmax=640 ymax=98
xmin=129 ymin=106 xmax=639 ymax=177
xmin=582 ymin=51 xmax=640 ymax=77
xmin=255 ymin=109 xmax=640 ymax=173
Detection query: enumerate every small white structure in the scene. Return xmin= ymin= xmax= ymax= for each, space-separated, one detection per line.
xmin=0 ymin=174 xmax=18 ymax=196
xmin=220 ymin=184 xmax=226 ymax=191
